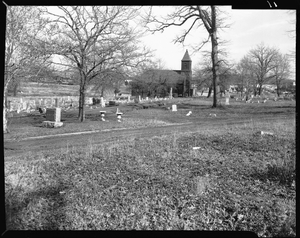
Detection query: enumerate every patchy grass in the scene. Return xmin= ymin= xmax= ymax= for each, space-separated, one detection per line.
xmin=5 ymin=119 xmax=295 ymax=236
xmin=4 ymin=98 xmax=295 ymax=140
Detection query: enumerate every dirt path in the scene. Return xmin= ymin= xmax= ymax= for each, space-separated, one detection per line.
xmin=4 ymin=113 xmax=294 ymax=158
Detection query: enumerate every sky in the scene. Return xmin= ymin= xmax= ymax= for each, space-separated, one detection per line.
xmin=139 ymin=6 xmax=296 ymax=79
xmin=46 ymin=6 xmax=296 ymax=80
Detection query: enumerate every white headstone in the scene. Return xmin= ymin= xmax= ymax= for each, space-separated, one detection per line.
xmin=22 ymin=101 xmax=27 ymax=110
xmin=170 ymin=87 xmax=173 ymax=99
xmin=146 ymin=97 xmax=149 ymax=101
xmin=100 ymin=97 xmax=105 ymax=108
xmin=172 ymin=104 xmax=177 ymax=112
xmin=225 ymin=97 xmax=229 ymax=105
xmin=138 ymin=95 xmax=141 ymax=101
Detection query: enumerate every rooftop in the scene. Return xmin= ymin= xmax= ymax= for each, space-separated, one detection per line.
xmin=182 ymin=50 xmax=192 ymax=61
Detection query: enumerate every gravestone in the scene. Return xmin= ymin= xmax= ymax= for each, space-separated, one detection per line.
xmin=43 ymin=108 xmax=63 ymax=128
xmin=170 ymin=87 xmax=173 ymax=99
xmin=172 ymin=104 xmax=177 ymax=112
xmin=139 ymin=95 xmax=141 ymax=102
xmin=146 ymin=97 xmax=149 ymax=101
xmin=225 ymin=97 xmax=229 ymax=105
xmin=127 ymin=95 xmax=130 ymax=102
xmin=100 ymin=97 xmax=105 ymax=107
xmin=225 ymin=92 xmax=230 ymax=105
xmin=55 ymin=98 xmax=59 ymax=107
xmin=46 ymin=108 xmax=61 ymax=122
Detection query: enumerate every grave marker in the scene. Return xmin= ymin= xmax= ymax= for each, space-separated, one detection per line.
xmin=43 ymin=107 xmax=63 ymax=128
xmin=172 ymin=104 xmax=177 ymax=112
xmin=100 ymin=97 xmax=105 ymax=107
xmin=46 ymin=108 xmax=61 ymax=122
xmin=225 ymin=97 xmax=229 ymax=105
xmin=100 ymin=111 xmax=106 ymax=121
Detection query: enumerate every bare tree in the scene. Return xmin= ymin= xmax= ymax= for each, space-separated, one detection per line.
xmin=271 ymin=53 xmax=291 ymax=97
xmin=236 ymin=56 xmax=256 ymax=100
xmin=144 ymin=6 xmax=230 ymax=107
xmin=4 ymin=5 xmax=51 ymax=133
xmin=40 ymin=6 xmax=150 ymax=122
xmin=247 ymin=43 xmax=280 ymax=95
xmin=193 ymin=65 xmax=213 ymax=97
xmin=194 ymin=50 xmax=233 ymax=98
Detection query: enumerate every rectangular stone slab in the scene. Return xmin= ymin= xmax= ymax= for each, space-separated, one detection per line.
xmin=42 ymin=121 xmax=63 ymax=128
xmin=46 ymin=108 xmax=61 ymax=122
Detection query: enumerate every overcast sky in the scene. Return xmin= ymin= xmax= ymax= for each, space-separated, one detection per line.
xmin=140 ymin=6 xmax=296 ymax=79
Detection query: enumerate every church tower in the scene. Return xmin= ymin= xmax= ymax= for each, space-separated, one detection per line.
xmin=181 ymin=50 xmax=192 ymax=96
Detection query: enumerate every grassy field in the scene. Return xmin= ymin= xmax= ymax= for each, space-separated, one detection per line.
xmin=4 ymin=97 xmax=295 ymax=140
xmin=4 ymin=97 xmax=296 ymax=236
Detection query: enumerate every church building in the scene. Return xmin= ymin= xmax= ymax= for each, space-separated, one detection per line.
xmin=130 ymin=50 xmax=195 ymax=98
xmin=173 ymin=50 xmax=193 ymax=97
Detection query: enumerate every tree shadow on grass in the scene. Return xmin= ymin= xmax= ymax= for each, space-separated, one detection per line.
xmin=6 ymin=182 xmax=69 ymax=230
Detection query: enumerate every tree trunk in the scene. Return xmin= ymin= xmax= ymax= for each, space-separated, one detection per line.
xmin=207 ymin=86 xmax=212 ymax=98
xmin=101 ymin=87 xmax=104 ymax=97
xmin=211 ymin=6 xmax=219 ymax=108
xmin=183 ymin=78 xmax=186 ymax=96
xmin=78 ymin=82 xmax=86 ymax=122
xmin=258 ymin=84 xmax=263 ymax=95
xmin=276 ymin=86 xmax=280 ymax=97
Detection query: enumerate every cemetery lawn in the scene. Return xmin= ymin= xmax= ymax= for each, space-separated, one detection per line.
xmin=4 ymin=106 xmax=295 ymax=235
xmin=4 ymin=98 xmax=295 ymax=141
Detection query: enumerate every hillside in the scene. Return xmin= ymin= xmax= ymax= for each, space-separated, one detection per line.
xmin=11 ymin=81 xmax=131 ymax=98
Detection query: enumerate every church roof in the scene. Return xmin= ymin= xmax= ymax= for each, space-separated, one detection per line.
xmin=182 ymin=50 xmax=192 ymax=61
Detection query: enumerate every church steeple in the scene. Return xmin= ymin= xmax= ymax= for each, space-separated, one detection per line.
xmin=181 ymin=50 xmax=192 ymax=62
xmin=181 ymin=50 xmax=192 ymax=72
